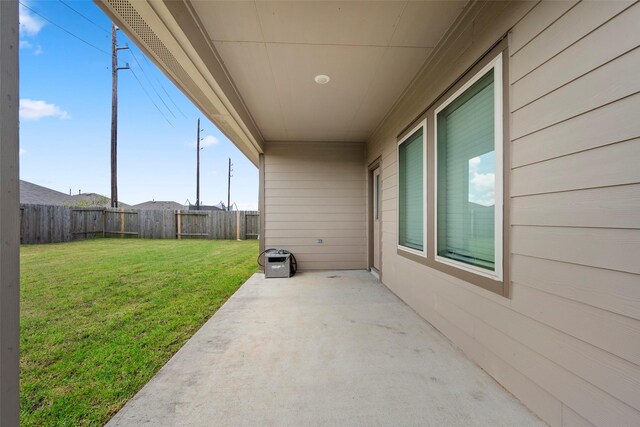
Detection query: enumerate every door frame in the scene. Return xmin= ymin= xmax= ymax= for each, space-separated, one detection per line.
xmin=368 ymin=156 xmax=382 ymax=279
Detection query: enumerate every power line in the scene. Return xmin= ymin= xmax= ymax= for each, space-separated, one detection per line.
xmin=141 ymin=53 xmax=188 ymax=118
xmin=129 ymin=48 xmax=176 ymax=118
xmin=18 ymin=2 xmax=110 ymax=56
xmin=159 ymin=80 xmax=188 ymax=118
xmin=129 ymin=68 xmax=173 ymax=127
xmin=57 ymin=0 xmax=110 ymax=35
xmin=128 ymin=48 xmax=176 ymax=119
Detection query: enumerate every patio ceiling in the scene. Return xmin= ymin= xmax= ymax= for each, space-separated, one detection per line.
xmin=96 ymin=1 xmax=468 ymax=164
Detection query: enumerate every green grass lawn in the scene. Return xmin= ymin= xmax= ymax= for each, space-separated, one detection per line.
xmin=20 ymin=238 xmax=258 ymax=426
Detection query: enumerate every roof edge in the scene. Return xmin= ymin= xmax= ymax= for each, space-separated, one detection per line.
xmin=94 ymin=0 xmax=263 ymax=166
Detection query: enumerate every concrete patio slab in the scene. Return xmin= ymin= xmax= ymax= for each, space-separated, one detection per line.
xmin=108 ymin=271 xmax=545 ymax=426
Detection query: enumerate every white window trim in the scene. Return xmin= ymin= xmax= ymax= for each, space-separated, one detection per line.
xmin=396 ymin=118 xmax=427 ymax=257
xmin=433 ymin=52 xmax=503 ymax=281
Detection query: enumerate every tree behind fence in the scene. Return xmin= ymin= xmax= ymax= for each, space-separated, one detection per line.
xmin=20 ymin=204 xmax=260 ymax=244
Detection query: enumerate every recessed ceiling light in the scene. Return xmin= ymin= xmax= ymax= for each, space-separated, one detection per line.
xmin=314 ymin=74 xmax=330 ymax=85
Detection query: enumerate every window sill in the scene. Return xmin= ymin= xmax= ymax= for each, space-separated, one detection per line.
xmin=396 ymin=247 xmax=506 ymax=297
xmin=397 ymin=245 xmax=426 ymax=258
xmin=434 ymin=255 xmax=502 ymax=282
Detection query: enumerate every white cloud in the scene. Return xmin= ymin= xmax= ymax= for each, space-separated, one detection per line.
xmin=20 ymin=99 xmax=69 ymax=121
xmin=470 ymin=172 xmax=495 ymax=192
xmin=190 ymin=135 xmax=219 ymax=148
xmin=200 ymin=135 xmax=219 ymax=147
xmin=19 ymin=3 xmax=45 ymax=36
xmin=19 ymin=40 xmax=43 ymax=55
xmin=469 ymin=195 xmax=495 ymax=207
xmin=468 ymin=154 xmax=495 ymax=206
xmin=469 ymin=172 xmax=495 ymax=206
xmin=19 ymin=148 xmax=26 ymax=157
xmin=469 ymin=156 xmax=481 ymax=172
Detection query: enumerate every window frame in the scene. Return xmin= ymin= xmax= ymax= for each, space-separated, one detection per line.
xmin=433 ymin=52 xmax=504 ymax=281
xmin=396 ymin=118 xmax=427 ymax=257
xmin=394 ymin=37 xmax=510 ymax=297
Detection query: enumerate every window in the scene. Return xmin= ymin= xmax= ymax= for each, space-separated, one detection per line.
xmin=395 ymin=43 xmax=507 ymax=295
xmin=398 ymin=121 xmax=426 ymax=254
xmin=435 ymin=54 xmax=503 ymax=279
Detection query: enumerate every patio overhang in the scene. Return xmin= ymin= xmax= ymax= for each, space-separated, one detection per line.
xmin=95 ymin=0 xmax=266 ymax=165
xmin=94 ymin=0 xmax=469 ymax=154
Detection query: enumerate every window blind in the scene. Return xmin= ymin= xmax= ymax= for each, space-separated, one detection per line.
xmin=399 ymin=128 xmax=424 ymax=251
xmin=437 ymin=70 xmax=495 ymax=270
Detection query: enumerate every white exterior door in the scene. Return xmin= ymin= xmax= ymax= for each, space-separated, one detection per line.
xmin=373 ymin=167 xmax=381 ymax=272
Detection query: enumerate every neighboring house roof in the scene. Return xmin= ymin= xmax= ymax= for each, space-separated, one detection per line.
xmin=71 ymin=193 xmax=127 ymax=208
xmin=20 ymin=180 xmax=129 ymax=207
xmin=134 ymin=201 xmax=186 ymax=210
xmin=20 ymin=180 xmax=74 ymax=205
xmin=188 ymin=203 xmax=224 ymax=211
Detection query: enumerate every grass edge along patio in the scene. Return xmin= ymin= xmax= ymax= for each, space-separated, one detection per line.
xmin=20 ymin=239 xmax=258 ymax=426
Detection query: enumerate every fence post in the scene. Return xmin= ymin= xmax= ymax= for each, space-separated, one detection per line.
xmin=119 ymin=208 xmax=124 ymax=238
xmin=236 ymin=210 xmax=240 ymax=240
xmin=176 ymin=210 xmax=181 ymax=240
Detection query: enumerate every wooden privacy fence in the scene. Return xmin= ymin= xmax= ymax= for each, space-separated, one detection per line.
xmin=20 ymin=204 xmax=259 ymax=244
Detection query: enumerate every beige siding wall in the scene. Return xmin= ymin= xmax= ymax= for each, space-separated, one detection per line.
xmin=367 ymin=1 xmax=640 ymax=426
xmin=264 ymin=141 xmax=367 ymax=270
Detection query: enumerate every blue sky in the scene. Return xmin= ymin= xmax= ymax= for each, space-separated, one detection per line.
xmin=18 ymin=0 xmax=258 ymax=209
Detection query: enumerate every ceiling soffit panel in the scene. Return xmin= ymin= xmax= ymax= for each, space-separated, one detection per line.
xmin=213 ymin=41 xmax=288 ymax=139
xmin=267 ymin=43 xmax=387 ymax=141
xmin=345 ymin=46 xmax=433 ymax=139
xmin=195 ymin=1 xmax=264 ymax=42
xmin=390 ymin=1 xmax=467 ymax=47
xmin=190 ymin=1 xmax=470 ymax=143
xmin=255 ymin=2 xmax=405 ymax=46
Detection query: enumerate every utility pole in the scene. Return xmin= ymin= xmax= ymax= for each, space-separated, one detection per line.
xmin=227 ymin=158 xmax=233 ymax=211
xmin=196 ymin=118 xmax=201 ymax=210
xmin=110 ymin=23 xmax=129 ymax=208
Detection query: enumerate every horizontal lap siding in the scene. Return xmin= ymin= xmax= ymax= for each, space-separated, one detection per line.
xmin=367 ymin=1 xmax=640 ymax=426
xmin=264 ymin=141 xmax=366 ymax=270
